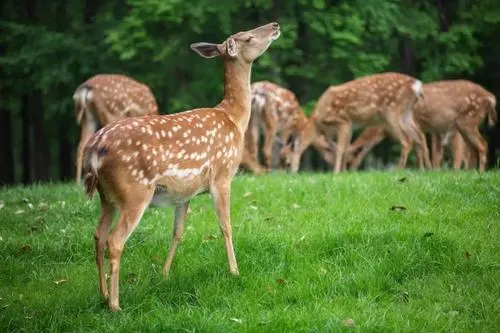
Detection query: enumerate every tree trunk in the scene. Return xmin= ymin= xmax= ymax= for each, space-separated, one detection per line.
xmin=0 ymin=108 xmax=15 ymax=185
xmin=434 ymin=0 xmax=451 ymax=32
xmin=59 ymin=122 xmax=74 ymax=181
xmin=32 ymin=91 xmax=50 ymax=182
xmin=402 ymin=37 xmax=417 ymax=77
xmin=21 ymin=94 xmax=33 ymax=184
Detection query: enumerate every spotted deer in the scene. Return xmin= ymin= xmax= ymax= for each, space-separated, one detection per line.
xmin=242 ymin=81 xmax=335 ymax=172
xmin=284 ymin=72 xmax=428 ymax=173
xmin=73 ymin=74 xmax=158 ymax=183
xmin=345 ymin=80 xmax=497 ymax=171
xmin=82 ymin=23 xmax=280 ymax=311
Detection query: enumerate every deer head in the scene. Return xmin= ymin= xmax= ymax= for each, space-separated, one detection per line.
xmin=191 ymin=23 xmax=280 ymax=63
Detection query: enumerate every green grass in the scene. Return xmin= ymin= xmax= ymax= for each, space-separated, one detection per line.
xmin=0 ymin=171 xmax=499 ymax=332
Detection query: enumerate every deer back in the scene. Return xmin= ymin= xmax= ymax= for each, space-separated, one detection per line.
xmin=73 ymin=74 xmax=158 ymax=126
xmin=251 ymin=81 xmax=304 ymax=132
xmin=414 ymin=80 xmax=497 ymax=131
xmin=312 ymin=72 xmax=421 ymax=126
xmin=84 ymin=108 xmax=242 ymax=202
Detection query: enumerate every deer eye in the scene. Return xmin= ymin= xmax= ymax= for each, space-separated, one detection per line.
xmin=245 ymin=36 xmax=254 ymax=43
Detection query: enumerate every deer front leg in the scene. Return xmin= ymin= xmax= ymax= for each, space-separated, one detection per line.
xmin=312 ymin=136 xmax=336 ymax=166
xmin=94 ymin=196 xmax=116 ymax=300
xmin=347 ymin=127 xmax=386 ymax=170
xmin=211 ymin=181 xmax=239 ymax=275
xmin=163 ymin=202 xmax=190 ymax=277
xmin=262 ymin=119 xmax=278 ymax=169
xmin=277 ymin=129 xmax=292 ymax=169
xmin=76 ymin=117 xmax=97 ymax=183
xmin=241 ymin=121 xmax=266 ymax=175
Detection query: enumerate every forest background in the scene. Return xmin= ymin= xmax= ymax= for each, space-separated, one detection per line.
xmin=1 ymin=0 xmax=499 ymax=185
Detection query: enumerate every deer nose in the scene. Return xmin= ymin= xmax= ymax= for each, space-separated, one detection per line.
xmin=272 ymin=22 xmax=280 ymax=29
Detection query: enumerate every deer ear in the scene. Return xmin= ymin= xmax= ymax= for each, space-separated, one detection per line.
xmin=190 ymin=42 xmax=221 ymax=58
xmin=225 ymin=38 xmax=238 ymax=57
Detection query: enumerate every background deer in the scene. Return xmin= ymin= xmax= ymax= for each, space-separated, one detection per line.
xmin=345 ymin=80 xmax=497 ymax=171
xmin=343 ymin=127 xmax=468 ymax=170
xmin=73 ymin=74 xmax=158 ymax=183
xmin=82 ymin=22 xmax=280 ymax=311
xmin=430 ymin=131 xmax=473 ymax=169
xmin=284 ymin=72 xmax=428 ymax=173
xmin=241 ymin=81 xmax=335 ymax=173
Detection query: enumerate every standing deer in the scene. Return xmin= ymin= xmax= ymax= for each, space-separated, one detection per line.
xmin=284 ymin=72 xmax=428 ymax=173
xmin=242 ymin=81 xmax=335 ymax=173
xmin=345 ymin=80 xmax=497 ymax=171
xmin=73 ymin=74 xmax=158 ymax=183
xmin=82 ymin=22 xmax=280 ymax=311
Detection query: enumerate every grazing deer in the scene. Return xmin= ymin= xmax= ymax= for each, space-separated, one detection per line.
xmin=73 ymin=74 xmax=158 ymax=183
xmin=242 ymin=81 xmax=335 ymax=172
xmin=345 ymin=80 xmax=497 ymax=171
xmin=82 ymin=22 xmax=280 ymax=311
xmin=284 ymin=72 xmax=428 ymax=173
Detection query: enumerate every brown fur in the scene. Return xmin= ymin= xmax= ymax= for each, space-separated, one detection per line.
xmin=83 ymin=23 xmax=280 ymax=311
xmin=284 ymin=72 xmax=427 ymax=173
xmin=74 ymin=74 xmax=158 ymax=184
xmin=242 ymin=81 xmax=335 ymax=172
xmin=346 ymin=80 xmax=497 ymax=171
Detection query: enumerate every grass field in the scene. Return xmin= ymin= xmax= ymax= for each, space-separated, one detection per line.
xmin=0 ymin=171 xmax=499 ymax=332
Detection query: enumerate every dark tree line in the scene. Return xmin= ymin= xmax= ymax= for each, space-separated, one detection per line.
xmin=1 ymin=0 xmax=499 ymax=185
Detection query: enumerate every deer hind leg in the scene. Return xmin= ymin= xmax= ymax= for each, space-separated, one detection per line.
xmin=399 ymin=104 xmax=431 ymax=169
xmin=211 ymin=181 xmax=239 ymax=275
xmin=430 ymin=133 xmax=443 ymax=169
xmin=95 ymin=195 xmax=116 ymax=300
xmin=163 ymin=202 xmax=190 ymax=277
xmin=451 ymin=132 xmax=465 ymax=170
xmin=76 ymin=112 xmax=98 ymax=183
xmin=385 ymin=116 xmax=412 ymax=169
xmin=262 ymin=116 xmax=278 ymax=169
xmin=107 ymin=192 xmax=152 ymax=311
xmin=408 ymin=125 xmax=431 ymax=169
xmin=333 ymin=123 xmax=352 ymax=173
xmin=455 ymin=122 xmax=486 ymax=171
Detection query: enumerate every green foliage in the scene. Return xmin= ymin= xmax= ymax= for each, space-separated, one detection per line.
xmin=0 ymin=172 xmax=499 ymax=331
xmin=1 ymin=0 xmax=500 ymax=183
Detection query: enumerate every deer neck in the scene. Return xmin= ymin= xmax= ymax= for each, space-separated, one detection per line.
xmin=298 ymin=117 xmax=319 ymax=154
xmin=218 ymin=60 xmax=252 ymax=134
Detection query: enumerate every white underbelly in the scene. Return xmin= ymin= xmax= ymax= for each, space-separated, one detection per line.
xmin=149 ymin=184 xmax=209 ymax=207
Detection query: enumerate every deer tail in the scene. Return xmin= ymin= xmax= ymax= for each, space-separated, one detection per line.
xmin=83 ymin=146 xmax=107 ymax=199
xmin=411 ymin=79 xmax=423 ymax=99
xmin=73 ymin=85 xmax=93 ymax=125
xmin=486 ymin=95 xmax=497 ymax=127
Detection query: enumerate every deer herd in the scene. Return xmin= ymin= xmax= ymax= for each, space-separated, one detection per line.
xmin=72 ymin=23 xmax=497 ymax=311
